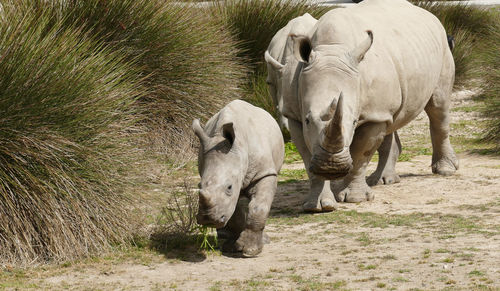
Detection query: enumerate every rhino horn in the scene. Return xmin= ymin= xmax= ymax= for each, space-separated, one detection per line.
xmin=192 ymin=119 xmax=209 ymax=148
xmin=264 ymin=50 xmax=284 ymax=70
xmin=198 ymin=189 xmax=212 ymax=209
xmin=351 ymin=30 xmax=373 ymax=63
xmin=322 ymin=93 xmax=345 ymax=153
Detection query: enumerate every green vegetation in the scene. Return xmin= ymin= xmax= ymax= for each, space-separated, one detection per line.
xmin=479 ymin=18 xmax=500 ymax=153
xmin=414 ymin=1 xmax=498 ymax=87
xmin=285 ymin=142 xmax=303 ymax=163
xmin=469 ymin=270 xmax=486 ymax=277
xmin=0 ymin=0 xmax=244 ymax=265
xmin=210 ymin=0 xmax=330 ymax=68
xmin=0 ymin=0 xmax=145 ymax=264
xmin=269 ymin=210 xmax=499 ymax=238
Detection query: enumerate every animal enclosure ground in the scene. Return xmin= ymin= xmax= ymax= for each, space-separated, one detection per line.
xmin=1 ymin=90 xmax=499 ymax=290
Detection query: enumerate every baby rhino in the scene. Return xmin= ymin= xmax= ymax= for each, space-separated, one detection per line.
xmin=193 ymin=100 xmax=284 ymax=257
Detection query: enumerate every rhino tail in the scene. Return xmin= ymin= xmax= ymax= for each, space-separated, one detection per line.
xmin=447 ymin=34 xmax=455 ymax=51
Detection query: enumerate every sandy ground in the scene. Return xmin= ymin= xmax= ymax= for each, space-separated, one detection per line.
xmin=34 ymin=89 xmax=500 ymax=290
xmin=39 ymin=154 xmax=500 ymax=291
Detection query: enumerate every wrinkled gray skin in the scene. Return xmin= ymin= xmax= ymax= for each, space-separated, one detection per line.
xmin=265 ymin=13 xmax=402 ymax=211
xmin=292 ymin=0 xmax=458 ymax=203
xmin=193 ymin=100 xmax=284 ymax=257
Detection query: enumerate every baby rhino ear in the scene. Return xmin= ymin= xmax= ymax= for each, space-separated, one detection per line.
xmin=222 ymin=122 xmax=235 ymax=145
xmin=193 ymin=119 xmax=209 ymax=147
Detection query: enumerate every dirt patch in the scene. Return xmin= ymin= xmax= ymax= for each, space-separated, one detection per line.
xmin=37 ymin=158 xmax=500 ymax=290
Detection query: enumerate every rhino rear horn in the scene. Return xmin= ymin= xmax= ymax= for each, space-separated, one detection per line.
xmin=192 ymin=119 xmax=209 ymax=147
xmin=351 ymin=30 xmax=373 ymax=63
xmin=291 ymin=34 xmax=312 ymax=63
xmin=322 ymin=93 xmax=345 ymax=153
xmin=265 ymin=50 xmax=284 ymax=70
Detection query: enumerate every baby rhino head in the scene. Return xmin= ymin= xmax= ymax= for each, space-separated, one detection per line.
xmin=192 ymin=119 xmax=246 ymax=229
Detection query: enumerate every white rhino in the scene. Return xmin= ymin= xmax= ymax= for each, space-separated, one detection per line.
xmin=291 ymin=0 xmax=458 ymax=202
xmin=193 ymin=100 xmax=284 ymax=257
xmin=265 ymin=12 xmax=402 ymax=212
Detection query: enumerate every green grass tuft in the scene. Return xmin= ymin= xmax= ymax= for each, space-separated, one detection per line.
xmin=478 ymin=18 xmax=500 ymax=153
xmin=0 ymin=0 xmax=147 ymax=264
xmin=0 ymin=0 xmax=246 ymax=265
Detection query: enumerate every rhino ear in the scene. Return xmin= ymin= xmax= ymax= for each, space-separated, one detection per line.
xmin=193 ymin=119 xmax=209 ymax=147
xmin=351 ymin=30 xmax=373 ymax=64
xmin=265 ymin=50 xmax=284 ymax=71
xmin=291 ymin=34 xmax=312 ymax=63
xmin=222 ymin=122 xmax=235 ymax=145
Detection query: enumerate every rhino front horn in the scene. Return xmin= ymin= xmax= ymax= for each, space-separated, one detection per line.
xmin=192 ymin=119 xmax=209 ymax=147
xmin=321 ymin=93 xmax=345 ymax=153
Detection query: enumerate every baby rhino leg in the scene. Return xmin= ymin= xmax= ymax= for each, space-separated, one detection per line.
xmin=235 ymin=175 xmax=277 ymax=257
xmin=218 ymin=199 xmax=246 ymax=251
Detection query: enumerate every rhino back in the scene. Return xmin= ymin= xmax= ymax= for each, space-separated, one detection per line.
xmin=312 ymin=0 xmax=453 ymax=131
xmin=206 ymin=100 xmax=285 ymax=187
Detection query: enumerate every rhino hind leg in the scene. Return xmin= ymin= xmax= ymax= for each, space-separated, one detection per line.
xmin=425 ymin=76 xmax=459 ymax=176
xmin=366 ymin=131 xmax=401 ymax=186
xmin=333 ymin=123 xmax=387 ymax=203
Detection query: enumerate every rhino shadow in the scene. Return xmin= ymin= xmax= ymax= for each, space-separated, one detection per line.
xmin=271 ymin=179 xmax=311 ymax=218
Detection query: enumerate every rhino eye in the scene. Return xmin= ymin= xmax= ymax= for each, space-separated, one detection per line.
xmin=225 ymin=185 xmax=233 ymax=196
xmin=305 ymin=118 xmax=310 ymax=125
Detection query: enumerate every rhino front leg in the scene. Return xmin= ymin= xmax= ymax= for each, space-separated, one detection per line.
xmin=218 ymin=198 xmax=246 ymax=251
xmin=288 ymin=119 xmax=337 ymax=212
xmin=366 ymin=131 xmax=401 ymax=186
xmin=234 ymin=175 xmax=276 ymax=257
xmin=334 ymin=123 xmax=387 ymax=203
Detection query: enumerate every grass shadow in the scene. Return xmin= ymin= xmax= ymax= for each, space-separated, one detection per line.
xmin=148 ymin=232 xmax=211 ymax=263
xmin=469 ymin=148 xmax=500 ymax=156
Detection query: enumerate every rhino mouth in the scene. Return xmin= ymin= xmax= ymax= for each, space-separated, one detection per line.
xmin=309 ymin=145 xmax=352 ymax=180
xmin=196 ymin=211 xmax=227 ymax=229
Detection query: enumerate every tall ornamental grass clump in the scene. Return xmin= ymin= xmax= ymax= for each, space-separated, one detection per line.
xmin=22 ymin=0 xmax=246 ymax=160
xmin=479 ymin=20 xmax=500 ymax=152
xmin=210 ymin=0 xmax=331 ymax=120
xmin=210 ymin=0 xmax=330 ymax=68
xmin=0 ymin=2 xmax=145 ymax=264
xmin=414 ymin=1 xmax=498 ymax=86
xmin=0 ymin=0 xmax=247 ymax=264
xmin=54 ymin=0 xmax=246 ymax=140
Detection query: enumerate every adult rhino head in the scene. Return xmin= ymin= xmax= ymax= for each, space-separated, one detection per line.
xmin=292 ymin=30 xmax=373 ymax=179
xmin=192 ymin=119 xmax=246 ymax=229
xmin=264 ymin=13 xmax=317 ymax=125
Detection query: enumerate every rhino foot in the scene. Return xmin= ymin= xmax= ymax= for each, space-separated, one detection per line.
xmin=432 ymin=156 xmax=458 ymax=176
xmin=366 ymin=171 xmax=400 ymax=186
xmin=334 ymin=181 xmax=374 ymax=203
xmin=303 ymin=191 xmax=338 ymax=213
xmin=235 ymin=229 xmax=264 ymax=257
